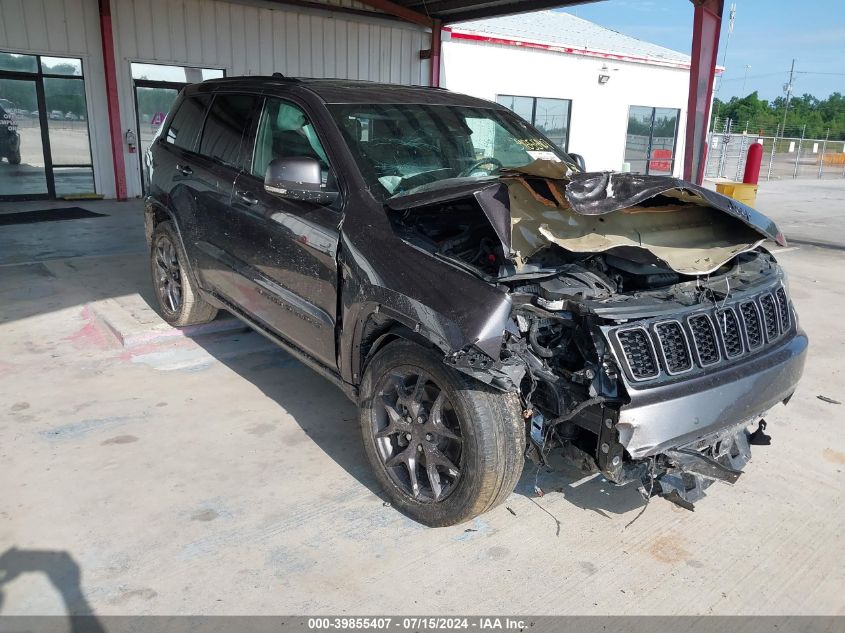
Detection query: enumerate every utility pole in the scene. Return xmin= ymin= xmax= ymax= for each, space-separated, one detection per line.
xmin=781 ymin=59 xmax=796 ymax=134
xmin=715 ymin=3 xmax=737 ymax=95
xmin=742 ymin=64 xmax=751 ymax=94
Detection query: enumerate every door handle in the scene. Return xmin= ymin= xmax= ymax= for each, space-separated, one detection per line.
xmin=236 ymin=190 xmax=258 ymax=205
xmin=176 ymin=164 xmax=193 ymax=175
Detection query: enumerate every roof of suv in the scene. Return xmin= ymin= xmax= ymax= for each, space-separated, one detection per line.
xmin=193 ymin=76 xmax=505 ymax=109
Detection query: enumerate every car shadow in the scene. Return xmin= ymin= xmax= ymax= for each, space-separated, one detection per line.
xmin=189 ymin=323 xmax=647 ymax=518
xmin=189 ymin=334 xmax=386 ymax=501
xmin=0 ymin=547 xmax=105 ymax=632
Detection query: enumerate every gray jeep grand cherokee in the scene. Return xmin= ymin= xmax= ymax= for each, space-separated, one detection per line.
xmin=145 ymin=76 xmax=807 ymax=526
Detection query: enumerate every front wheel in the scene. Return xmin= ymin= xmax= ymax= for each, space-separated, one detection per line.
xmin=359 ymin=340 xmax=525 ymax=527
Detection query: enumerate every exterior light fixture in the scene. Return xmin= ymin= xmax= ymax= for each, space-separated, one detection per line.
xmin=598 ymin=74 xmax=610 ymax=84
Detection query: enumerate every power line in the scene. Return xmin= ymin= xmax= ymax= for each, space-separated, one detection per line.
xmin=718 ymin=71 xmax=789 ymax=82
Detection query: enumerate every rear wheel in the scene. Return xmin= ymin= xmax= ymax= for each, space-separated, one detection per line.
xmin=150 ymin=220 xmax=217 ymax=326
xmin=359 ymin=340 xmax=525 ymax=526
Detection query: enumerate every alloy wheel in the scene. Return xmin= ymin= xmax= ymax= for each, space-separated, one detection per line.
xmin=154 ymin=235 xmax=183 ymax=314
xmin=372 ymin=368 xmax=463 ymax=503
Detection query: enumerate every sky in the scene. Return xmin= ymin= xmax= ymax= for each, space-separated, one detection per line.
xmin=560 ymin=0 xmax=845 ymax=102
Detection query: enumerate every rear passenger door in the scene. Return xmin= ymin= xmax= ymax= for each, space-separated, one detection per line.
xmin=228 ymin=97 xmax=340 ymax=368
xmin=153 ymin=92 xmax=214 ymax=275
xmin=189 ymin=92 xmax=261 ymax=296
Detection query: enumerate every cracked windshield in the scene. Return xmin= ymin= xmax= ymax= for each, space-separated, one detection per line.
xmin=329 ymin=103 xmax=573 ymax=199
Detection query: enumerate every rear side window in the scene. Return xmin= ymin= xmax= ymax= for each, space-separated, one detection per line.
xmin=165 ymin=95 xmax=209 ymax=151
xmin=199 ymin=93 xmax=259 ymax=169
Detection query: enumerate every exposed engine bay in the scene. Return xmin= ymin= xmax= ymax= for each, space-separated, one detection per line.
xmin=386 ymin=165 xmax=806 ymax=509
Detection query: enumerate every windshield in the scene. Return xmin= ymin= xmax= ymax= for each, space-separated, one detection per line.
xmin=328 ymin=103 xmax=574 ymax=200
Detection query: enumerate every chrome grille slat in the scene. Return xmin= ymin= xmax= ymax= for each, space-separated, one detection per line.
xmin=740 ymin=301 xmax=763 ymax=350
xmin=715 ymin=308 xmax=743 ymax=358
xmin=775 ymin=287 xmax=790 ymax=332
xmin=616 ymin=327 xmax=659 ymax=380
xmin=653 ymin=321 xmax=692 ymax=374
xmin=688 ymin=313 xmax=721 ymax=366
xmin=760 ymin=293 xmax=780 ymax=341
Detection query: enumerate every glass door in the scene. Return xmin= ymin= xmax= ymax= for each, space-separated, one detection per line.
xmin=0 ymin=76 xmax=49 ymax=197
xmin=134 ymin=83 xmax=181 ymax=191
xmin=131 ymin=63 xmax=224 ymax=193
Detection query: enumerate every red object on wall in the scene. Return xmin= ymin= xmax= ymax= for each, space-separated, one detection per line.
xmin=649 ymin=149 xmax=673 ymax=172
xmin=743 ymin=142 xmax=763 ymax=185
xmin=98 ymin=0 xmax=127 ymax=200
xmin=683 ymin=0 xmax=724 ymax=185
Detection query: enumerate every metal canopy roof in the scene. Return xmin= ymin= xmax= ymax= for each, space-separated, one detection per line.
xmin=354 ymin=0 xmax=602 ymax=26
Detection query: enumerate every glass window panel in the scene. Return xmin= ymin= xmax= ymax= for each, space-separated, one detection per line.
xmin=625 ymin=106 xmax=654 ymax=174
xmin=533 ymin=97 xmax=570 ymax=150
xmin=199 ymin=94 xmax=259 ymax=169
xmin=496 ymin=95 xmax=533 ymax=124
xmin=136 ymin=86 xmax=180 ymax=185
xmin=252 ymin=98 xmax=329 ymax=178
xmin=165 ymin=95 xmax=210 ymax=151
xmin=41 ymin=56 xmax=83 ymax=76
xmin=53 ymin=166 xmax=95 ymax=196
xmin=44 ymin=77 xmax=92 ymax=165
xmin=0 ymin=78 xmax=47 ymax=196
xmin=131 ymin=63 xmax=224 ymax=83
xmin=0 ymin=52 xmax=38 ymax=74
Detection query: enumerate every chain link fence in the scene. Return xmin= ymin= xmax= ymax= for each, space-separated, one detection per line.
xmin=705 ymin=118 xmax=845 ymax=181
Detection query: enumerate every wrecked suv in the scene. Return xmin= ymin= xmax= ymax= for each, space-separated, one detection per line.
xmin=145 ymin=77 xmax=807 ymax=526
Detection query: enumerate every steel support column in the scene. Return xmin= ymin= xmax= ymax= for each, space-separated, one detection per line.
xmin=430 ymin=19 xmax=443 ymax=87
xmin=98 ymin=0 xmax=127 ymax=200
xmin=683 ymin=0 xmax=723 ymax=184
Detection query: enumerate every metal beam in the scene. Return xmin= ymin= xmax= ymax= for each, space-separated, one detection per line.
xmin=430 ymin=18 xmax=443 ymax=87
xmin=435 ymin=0 xmax=603 ymax=22
xmin=683 ymin=0 xmax=723 ymax=184
xmin=98 ymin=0 xmax=127 ymax=200
xmin=352 ymin=0 xmax=433 ymax=27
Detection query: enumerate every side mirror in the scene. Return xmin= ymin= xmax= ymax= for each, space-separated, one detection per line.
xmin=264 ymin=157 xmax=338 ymax=205
xmin=569 ymin=153 xmax=586 ymax=172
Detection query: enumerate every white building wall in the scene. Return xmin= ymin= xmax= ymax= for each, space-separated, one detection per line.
xmin=1 ymin=0 xmax=431 ymax=199
xmin=112 ymin=0 xmax=431 ymax=198
xmin=0 ymin=0 xmax=117 ymax=197
xmin=442 ymin=38 xmax=689 ymax=177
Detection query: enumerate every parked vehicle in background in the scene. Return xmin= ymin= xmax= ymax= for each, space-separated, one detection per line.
xmin=0 ymin=99 xmax=21 ymax=165
xmin=49 ymin=110 xmax=63 ymax=120
xmin=145 ymin=76 xmax=807 ymax=526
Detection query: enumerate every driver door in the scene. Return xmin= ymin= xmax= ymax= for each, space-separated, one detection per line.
xmin=227 ymin=97 xmax=340 ymax=368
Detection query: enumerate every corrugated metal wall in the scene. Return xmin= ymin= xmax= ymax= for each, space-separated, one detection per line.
xmin=0 ymin=0 xmax=116 ymax=197
xmin=113 ymin=0 xmax=430 ymax=197
xmin=0 ymin=0 xmax=431 ymax=198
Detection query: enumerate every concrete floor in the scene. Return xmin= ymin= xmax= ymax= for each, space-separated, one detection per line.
xmin=0 ymin=182 xmax=843 ymax=616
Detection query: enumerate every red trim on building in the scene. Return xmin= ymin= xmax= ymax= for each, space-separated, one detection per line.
xmin=98 ymin=0 xmax=127 ymax=200
xmin=448 ymin=30 xmax=701 ymax=71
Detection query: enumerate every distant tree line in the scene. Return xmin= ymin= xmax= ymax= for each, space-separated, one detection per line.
xmin=712 ymin=91 xmax=845 ymax=141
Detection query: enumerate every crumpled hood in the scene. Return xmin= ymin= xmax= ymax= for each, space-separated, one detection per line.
xmin=388 ymin=162 xmax=785 ymax=276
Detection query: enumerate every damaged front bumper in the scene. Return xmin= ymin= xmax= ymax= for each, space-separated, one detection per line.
xmin=615 ymin=329 xmax=807 ymax=460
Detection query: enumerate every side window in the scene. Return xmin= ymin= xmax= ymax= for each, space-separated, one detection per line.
xmin=251 ymin=98 xmax=329 ymax=179
xmin=165 ymin=95 xmax=210 ymax=151
xmin=199 ymin=93 xmax=260 ymax=169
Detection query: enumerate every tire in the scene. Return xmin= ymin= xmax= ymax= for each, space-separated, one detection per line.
xmin=150 ymin=220 xmax=218 ymax=326
xmin=8 ymin=149 xmax=20 ymax=165
xmin=359 ymin=340 xmax=525 ymax=527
